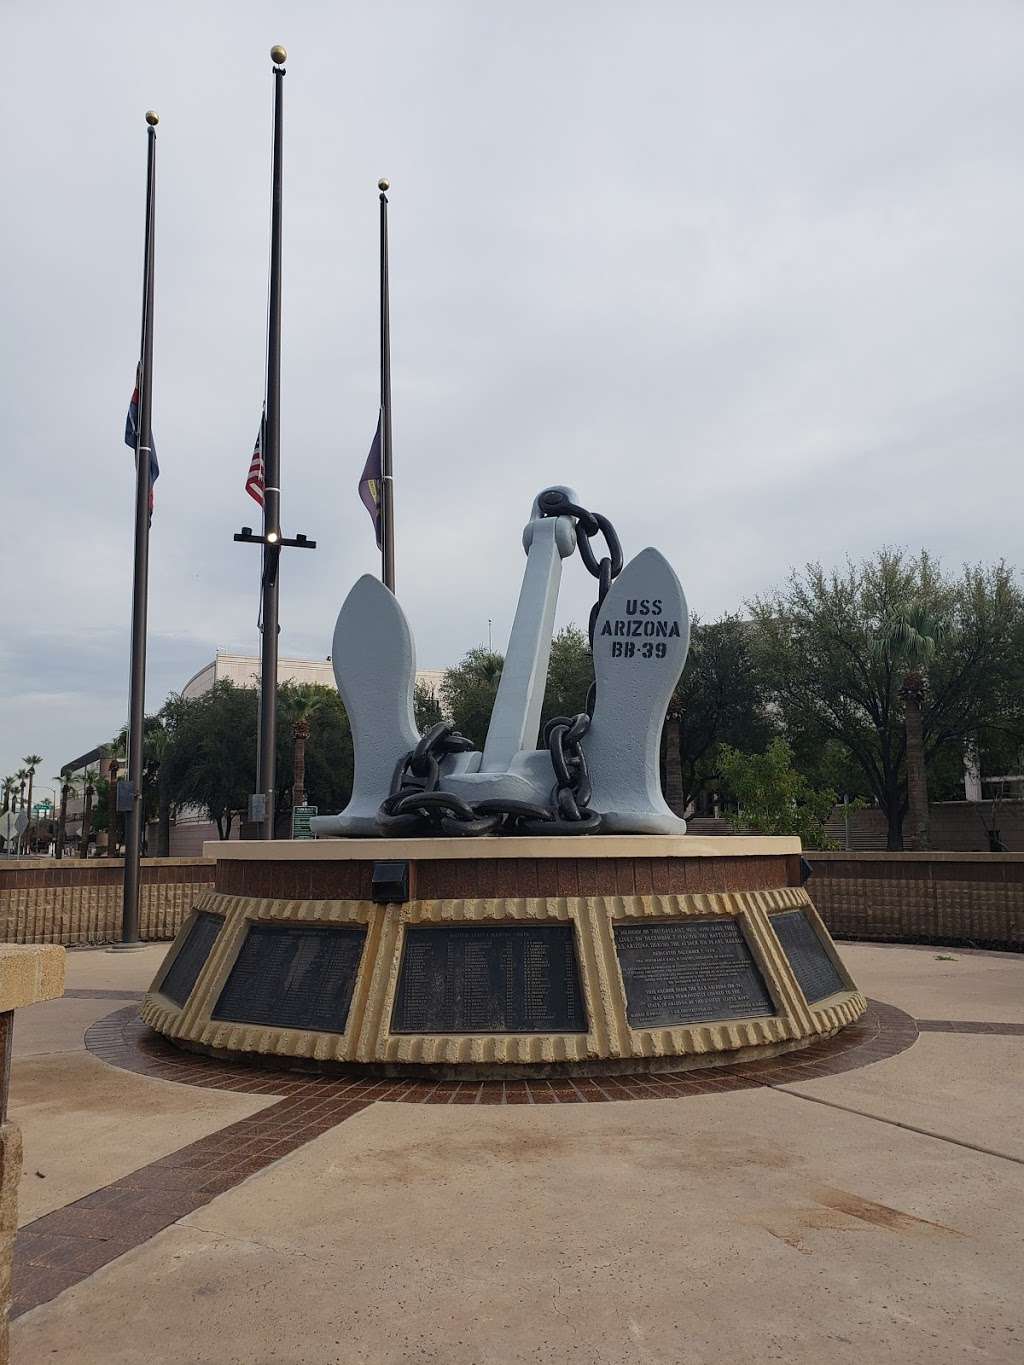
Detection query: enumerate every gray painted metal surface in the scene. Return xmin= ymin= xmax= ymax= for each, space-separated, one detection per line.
xmin=583 ymin=548 xmax=689 ymax=833
xmin=310 ymin=575 xmax=420 ymax=837
xmin=312 ymin=489 xmax=690 ymax=837
xmin=481 ymin=491 xmax=576 ymax=771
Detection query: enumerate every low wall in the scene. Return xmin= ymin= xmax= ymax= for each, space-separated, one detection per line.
xmin=0 ymin=858 xmax=215 ymax=946
xmin=807 ymin=851 xmax=1024 ymax=950
xmin=4 ymin=850 xmax=1023 ymax=952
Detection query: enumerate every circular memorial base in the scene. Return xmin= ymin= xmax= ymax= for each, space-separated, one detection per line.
xmin=142 ymin=835 xmax=866 ymax=1078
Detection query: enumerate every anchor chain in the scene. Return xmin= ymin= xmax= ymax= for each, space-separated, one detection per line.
xmin=378 ymin=496 xmax=622 ymax=838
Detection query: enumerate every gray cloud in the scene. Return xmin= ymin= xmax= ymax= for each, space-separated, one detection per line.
xmin=2 ymin=1 xmax=1022 ymax=784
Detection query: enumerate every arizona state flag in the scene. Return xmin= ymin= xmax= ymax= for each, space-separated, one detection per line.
xmin=124 ymin=366 xmax=159 ymax=513
xmin=358 ymin=415 xmax=383 ymax=549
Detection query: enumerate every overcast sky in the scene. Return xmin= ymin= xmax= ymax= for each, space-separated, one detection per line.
xmin=2 ymin=1 xmax=1022 ymax=791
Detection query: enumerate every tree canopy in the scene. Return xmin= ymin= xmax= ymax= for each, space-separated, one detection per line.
xmin=718 ymin=738 xmax=837 ymax=848
xmin=665 ymin=614 xmax=771 ymax=812
xmin=750 ymin=550 xmax=1024 ymax=848
xmin=135 ymin=547 xmax=1023 ymax=852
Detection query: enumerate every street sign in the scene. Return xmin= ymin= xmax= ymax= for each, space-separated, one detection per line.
xmin=291 ymin=804 xmax=318 ymax=840
xmin=0 ymin=812 xmax=16 ymax=844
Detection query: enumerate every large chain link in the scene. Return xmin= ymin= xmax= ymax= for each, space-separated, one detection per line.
xmin=378 ymin=496 xmax=622 ymax=837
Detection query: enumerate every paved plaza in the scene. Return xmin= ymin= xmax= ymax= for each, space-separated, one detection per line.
xmin=8 ymin=940 xmax=1024 ymax=1364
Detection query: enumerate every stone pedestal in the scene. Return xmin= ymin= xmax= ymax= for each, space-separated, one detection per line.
xmin=0 ymin=945 xmax=65 ymax=1362
xmin=144 ymin=837 xmax=864 ymax=1078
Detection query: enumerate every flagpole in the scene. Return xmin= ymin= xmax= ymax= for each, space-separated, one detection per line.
xmin=119 ymin=110 xmax=159 ymax=948
xmin=257 ymin=44 xmax=287 ymax=839
xmin=378 ymin=179 xmax=395 ymax=593
xmin=234 ymin=47 xmax=315 ymax=841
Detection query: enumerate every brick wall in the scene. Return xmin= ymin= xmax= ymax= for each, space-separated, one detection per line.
xmin=807 ymin=852 xmax=1024 ymax=949
xmin=0 ymin=858 xmax=215 ymax=946
xmin=824 ymin=800 xmax=1024 ymax=852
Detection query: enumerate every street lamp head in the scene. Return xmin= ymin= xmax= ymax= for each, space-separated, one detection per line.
xmin=145 ymin=111 xmax=159 ymax=126
xmin=271 ymin=44 xmax=287 ymax=65
xmin=378 ymin=178 xmax=390 ymax=192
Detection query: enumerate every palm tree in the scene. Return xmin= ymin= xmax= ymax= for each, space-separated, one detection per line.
xmin=1 ymin=777 xmax=14 ymax=813
xmin=55 ymin=773 xmax=80 ymax=861
xmin=14 ymin=769 xmax=29 ymax=850
xmin=79 ymin=768 xmax=99 ymax=858
xmin=662 ymin=696 xmax=685 ymax=817
xmin=22 ymin=754 xmax=42 ymax=854
xmin=113 ymin=718 xmax=172 ymax=856
xmin=103 ymin=738 xmax=127 ymax=857
xmin=875 ymin=606 xmax=946 ymax=851
xmin=289 ymin=693 xmax=323 ymax=815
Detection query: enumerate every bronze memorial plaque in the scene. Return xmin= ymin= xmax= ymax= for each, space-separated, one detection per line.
xmin=391 ymin=924 xmax=587 ymax=1034
xmin=771 ymin=909 xmax=845 ymax=1004
xmin=161 ymin=911 xmax=223 ymax=1006
xmin=212 ymin=923 xmax=366 ymax=1033
xmin=614 ymin=919 xmax=775 ymax=1028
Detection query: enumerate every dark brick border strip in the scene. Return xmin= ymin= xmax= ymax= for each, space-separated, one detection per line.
xmin=12 ymin=1094 xmax=372 ymax=1319
xmin=85 ymin=1000 xmax=918 ymax=1102
xmin=10 ymin=1001 xmax=916 ymax=1319
xmin=916 ymin=1019 xmax=1024 ymax=1036
xmin=64 ymin=989 xmax=143 ymax=1001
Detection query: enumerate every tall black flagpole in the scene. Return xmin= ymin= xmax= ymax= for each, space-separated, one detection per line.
xmin=378 ymin=179 xmax=395 ymax=593
xmin=258 ymin=45 xmax=286 ymax=840
xmin=119 ymin=110 xmax=158 ymax=946
xmin=233 ymin=46 xmax=315 ymax=842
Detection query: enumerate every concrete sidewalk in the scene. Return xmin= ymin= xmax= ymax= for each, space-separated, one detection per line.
xmin=9 ymin=942 xmax=1024 ymax=1364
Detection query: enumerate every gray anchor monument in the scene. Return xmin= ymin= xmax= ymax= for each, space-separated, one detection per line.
xmin=144 ymin=486 xmax=865 ymax=1077
xmin=311 ymin=486 xmax=689 ymax=840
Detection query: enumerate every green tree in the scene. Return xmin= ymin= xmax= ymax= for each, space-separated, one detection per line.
xmin=440 ymin=648 xmax=505 ymax=750
xmin=161 ymin=682 xmax=258 ymax=839
xmin=751 ymin=550 xmax=1024 ymax=849
xmin=22 ymin=754 xmax=41 ymax=853
xmin=663 ymin=615 xmax=771 ymax=815
xmin=78 ymin=768 xmax=99 ymax=857
xmin=113 ymin=716 xmax=174 ymax=855
xmin=539 ymin=626 xmax=594 ymax=730
xmin=719 ymin=738 xmax=837 ymax=848
xmin=873 ymin=605 xmax=946 ymax=851
xmin=275 ymin=683 xmax=354 ymax=831
xmin=439 ymin=629 xmax=595 ymax=754
xmin=413 ymin=680 xmax=444 ymax=732
xmin=287 ymin=689 xmax=319 ymax=812
xmin=54 ymin=772 xmax=79 ymax=859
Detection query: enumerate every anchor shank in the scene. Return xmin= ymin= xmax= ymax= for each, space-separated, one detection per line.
xmin=481 ymin=516 xmax=570 ymax=773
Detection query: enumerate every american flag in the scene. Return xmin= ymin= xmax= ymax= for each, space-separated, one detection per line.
xmin=245 ymin=415 xmax=265 ymax=506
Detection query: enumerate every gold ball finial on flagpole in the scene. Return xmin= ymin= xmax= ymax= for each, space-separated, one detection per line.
xmin=145 ymin=111 xmax=159 ymax=126
xmin=271 ymin=44 xmax=287 ymax=65
xmin=378 ymin=179 xmax=390 ymax=192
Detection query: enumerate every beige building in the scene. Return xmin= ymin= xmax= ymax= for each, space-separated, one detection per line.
xmin=181 ymin=652 xmax=445 ymax=702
